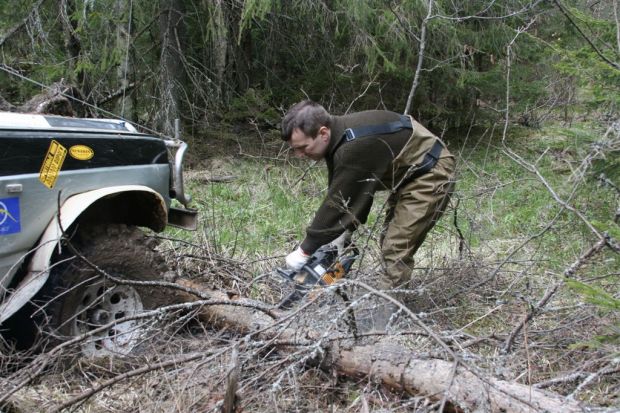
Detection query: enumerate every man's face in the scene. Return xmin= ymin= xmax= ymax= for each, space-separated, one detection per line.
xmin=289 ymin=126 xmax=330 ymax=161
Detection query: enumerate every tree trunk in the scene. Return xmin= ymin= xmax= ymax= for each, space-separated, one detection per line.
xmin=211 ymin=0 xmax=228 ymax=103
xmin=59 ymin=0 xmax=86 ymax=92
xmin=17 ymin=81 xmax=88 ymax=116
xmin=175 ymin=279 xmax=588 ymax=413
xmin=222 ymin=1 xmax=251 ymax=94
xmin=156 ymin=0 xmax=185 ymax=136
xmin=114 ymin=0 xmax=135 ymax=119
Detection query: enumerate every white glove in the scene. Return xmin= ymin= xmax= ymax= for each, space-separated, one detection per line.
xmin=329 ymin=230 xmax=352 ymax=255
xmin=285 ymin=247 xmax=310 ymax=270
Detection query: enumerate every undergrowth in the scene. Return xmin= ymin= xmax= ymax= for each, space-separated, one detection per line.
xmin=157 ymin=119 xmax=620 ymax=409
xmin=5 ymin=120 xmax=618 ymax=412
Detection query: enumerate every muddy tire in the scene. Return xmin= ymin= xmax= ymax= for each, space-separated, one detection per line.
xmin=40 ymin=224 xmax=173 ymax=357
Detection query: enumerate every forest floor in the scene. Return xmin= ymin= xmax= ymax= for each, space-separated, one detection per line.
xmin=3 ymin=120 xmax=619 ymax=412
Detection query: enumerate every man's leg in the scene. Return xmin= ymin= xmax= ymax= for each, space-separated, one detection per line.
xmin=357 ymin=155 xmax=455 ymax=333
xmin=381 ymin=155 xmax=455 ymax=289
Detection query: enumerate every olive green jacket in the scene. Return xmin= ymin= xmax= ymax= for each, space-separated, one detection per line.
xmin=300 ymin=110 xmax=453 ymax=254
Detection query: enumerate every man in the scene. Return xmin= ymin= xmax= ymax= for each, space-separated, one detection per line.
xmin=281 ymin=100 xmax=455 ymax=325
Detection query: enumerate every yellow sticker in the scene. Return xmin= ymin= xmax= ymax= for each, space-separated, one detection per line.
xmin=69 ymin=144 xmax=94 ymax=160
xmin=39 ymin=140 xmax=67 ymax=189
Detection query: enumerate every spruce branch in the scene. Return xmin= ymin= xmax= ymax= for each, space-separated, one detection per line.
xmin=552 ymin=0 xmax=620 ymax=71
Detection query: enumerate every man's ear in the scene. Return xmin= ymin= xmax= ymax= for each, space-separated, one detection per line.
xmin=318 ymin=126 xmax=331 ymax=142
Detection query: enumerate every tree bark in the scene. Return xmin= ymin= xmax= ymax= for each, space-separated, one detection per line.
xmin=156 ymin=0 xmax=186 ymax=136
xmin=114 ymin=0 xmax=135 ymax=118
xmin=17 ymin=81 xmax=89 ymax=116
xmin=59 ymin=0 xmax=86 ymax=91
xmin=222 ymin=1 xmax=251 ymax=94
xmin=175 ymin=279 xmax=588 ymax=413
xmin=211 ymin=0 xmax=228 ymax=102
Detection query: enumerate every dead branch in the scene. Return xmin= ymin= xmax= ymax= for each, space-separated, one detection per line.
xmin=564 ymin=236 xmax=610 ymax=277
xmin=568 ymin=361 xmax=620 ymax=400
xmin=193 ymin=175 xmax=238 ymax=184
xmin=535 ymin=365 xmax=620 ymax=390
xmin=502 ymin=282 xmax=561 ymax=354
xmin=403 ymin=0 xmax=434 ymax=116
xmin=0 ymin=94 xmax=16 ymax=111
xmin=96 ymin=81 xmax=138 ymax=106
xmin=16 ymin=80 xmax=93 ymax=117
xmin=48 ymin=348 xmax=229 ymax=413
xmin=176 ymin=279 xmax=589 ymax=413
xmin=502 ymin=236 xmax=610 ymax=353
xmin=222 ymin=345 xmax=240 ymax=413
xmin=0 ymin=298 xmax=271 ymax=406
xmin=0 ymin=0 xmax=46 ymax=47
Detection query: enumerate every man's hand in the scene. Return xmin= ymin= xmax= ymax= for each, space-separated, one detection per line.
xmin=286 ymin=247 xmax=310 ymax=270
xmin=328 ymin=230 xmax=352 ymax=255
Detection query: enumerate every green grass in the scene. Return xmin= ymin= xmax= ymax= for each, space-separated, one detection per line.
xmin=181 ymin=158 xmax=325 ymax=257
xmin=163 ymin=122 xmax=619 ymax=399
xmin=452 ymin=123 xmax=618 ymax=275
xmin=172 ymin=122 xmax=618 ymax=289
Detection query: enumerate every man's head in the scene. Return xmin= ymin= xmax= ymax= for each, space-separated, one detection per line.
xmin=281 ymin=100 xmax=332 ymax=161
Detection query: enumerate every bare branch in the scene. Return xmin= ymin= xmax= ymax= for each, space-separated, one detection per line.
xmin=433 ymin=0 xmax=544 ymax=22
xmin=0 ymin=0 xmax=46 ymax=48
xmin=404 ymin=0 xmax=433 ymax=115
xmin=568 ymin=361 xmax=620 ymax=400
xmin=48 ymin=348 xmax=229 ymax=413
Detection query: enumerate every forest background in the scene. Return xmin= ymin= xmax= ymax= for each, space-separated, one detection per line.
xmin=1 ymin=0 xmax=619 ymax=412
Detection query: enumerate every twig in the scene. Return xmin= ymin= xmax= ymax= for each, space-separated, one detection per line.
xmin=48 ymin=348 xmax=229 ymax=413
xmin=568 ymin=362 xmax=620 ymax=400
xmin=0 ymin=298 xmax=265 ymax=405
xmin=345 ymin=74 xmax=378 ymax=115
xmin=0 ymin=0 xmax=46 ymax=47
xmin=502 ymin=236 xmax=609 ymax=353
xmin=563 ymin=236 xmax=609 ymax=277
xmin=502 ymin=282 xmax=560 ymax=354
xmin=223 ymin=345 xmax=240 ymax=413
xmin=96 ymin=79 xmax=145 ymax=106
xmin=535 ymin=365 xmax=620 ymax=390
xmin=346 ymin=280 xmax=545 ymax=412
xmin=198 ymin=175 xmax=238 ymax=183
xmin=403 ymin=0 xmax=434 ymax=115
xmin=291 ymin=161 xmax=317 ymax=188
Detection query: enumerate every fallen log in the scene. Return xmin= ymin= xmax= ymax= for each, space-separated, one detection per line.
xmin=176 ymin=279 xmax=587 ymax=413
xmin=12 ymin=80 xmax=93 ymax=117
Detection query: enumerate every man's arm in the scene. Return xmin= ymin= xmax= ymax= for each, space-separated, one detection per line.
xmin=300 ymin=139 xmax=393 ymax=254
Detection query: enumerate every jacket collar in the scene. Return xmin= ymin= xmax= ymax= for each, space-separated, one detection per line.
xmin=326 ymin=116 xmax=346 ymax=159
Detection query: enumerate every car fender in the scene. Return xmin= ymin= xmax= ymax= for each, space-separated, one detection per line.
xmin=0 ymin=185 xmax=167 ymax=324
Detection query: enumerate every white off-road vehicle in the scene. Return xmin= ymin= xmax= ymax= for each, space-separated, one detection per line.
xmin=0 ymin=112 xmax=196 ymax=356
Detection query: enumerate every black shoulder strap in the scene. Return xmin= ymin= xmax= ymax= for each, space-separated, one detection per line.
xmin=342 ymin=115 xmax=412 ymax=142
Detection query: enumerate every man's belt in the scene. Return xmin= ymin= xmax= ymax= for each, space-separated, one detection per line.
xmin=398 ymin=140 xmax=444 ymax=188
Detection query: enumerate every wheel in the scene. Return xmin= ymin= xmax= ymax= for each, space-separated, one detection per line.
xmin=40 ymin=224 xmax=173 ymax=357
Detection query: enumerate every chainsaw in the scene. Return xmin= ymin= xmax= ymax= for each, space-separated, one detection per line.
xmin=276 ymin=243 xmax=358 ymax=310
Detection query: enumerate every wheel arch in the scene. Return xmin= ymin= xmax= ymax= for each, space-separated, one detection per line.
xmin=0 ymin=185 xmax=168 ymax=324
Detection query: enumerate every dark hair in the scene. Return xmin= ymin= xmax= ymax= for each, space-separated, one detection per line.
xmin=281 ymin=100 xmax=331 ymax=141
